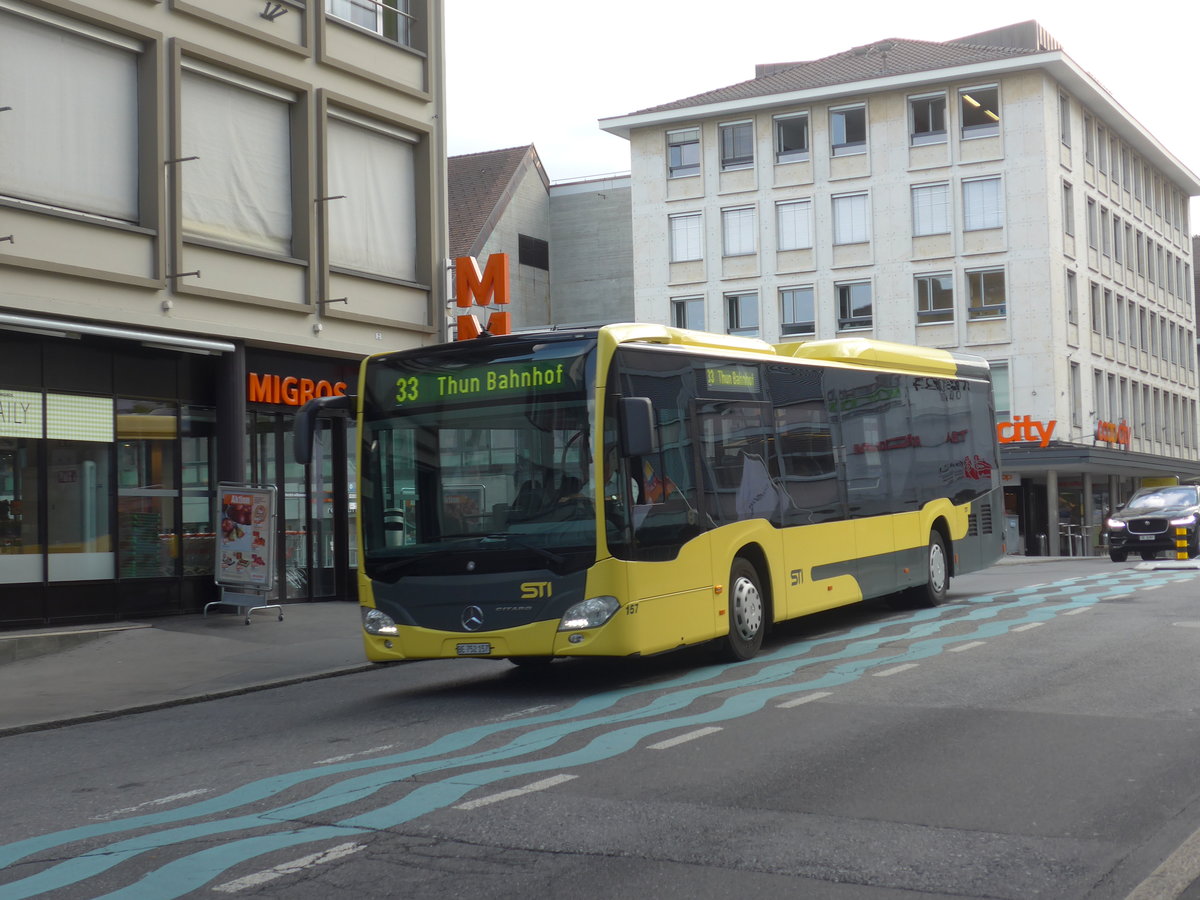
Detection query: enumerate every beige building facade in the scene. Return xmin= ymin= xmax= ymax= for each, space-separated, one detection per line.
xmin=0 ymin=0 xmax=447 ymax=625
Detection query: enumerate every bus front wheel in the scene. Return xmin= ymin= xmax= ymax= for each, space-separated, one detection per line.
xmin=723 ymin=558 xmax=765 ymax=661
xmin=907 ymin=531 xmax=949 ymax=608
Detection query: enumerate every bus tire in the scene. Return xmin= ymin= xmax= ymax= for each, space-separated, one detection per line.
xmin=908 ymin=531 xmax=949 ymax=608
xmin=723 ymin=558 xmax=765 ymax=661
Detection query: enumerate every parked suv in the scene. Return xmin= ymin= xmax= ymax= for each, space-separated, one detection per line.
xmin=1106 ymin=485 xmax=1200 ymax=562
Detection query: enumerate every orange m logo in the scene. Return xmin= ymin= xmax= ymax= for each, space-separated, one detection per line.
xmin=455 ymin=254 xmax=510 ymax=308
xmin=454 ymin=254 xmax=512 ymax=340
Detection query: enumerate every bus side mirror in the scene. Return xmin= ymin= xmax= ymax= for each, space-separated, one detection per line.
xmin=618 ymin=397 xmax=657 ymax=458
xmin=294 ymin=394 xmax=356 ymax=465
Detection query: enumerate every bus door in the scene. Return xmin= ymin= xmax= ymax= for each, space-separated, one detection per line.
xmin=830 ymin=370 xmax=908 ymax=600
xmin=767 ymin=364 xmax=852 ymax=617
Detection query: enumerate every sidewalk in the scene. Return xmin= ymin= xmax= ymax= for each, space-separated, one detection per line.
xmin=0 ymin=601 xmax=375 ymax=737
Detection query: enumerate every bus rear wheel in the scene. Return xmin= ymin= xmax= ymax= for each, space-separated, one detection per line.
xmin=723 ymin=558 xmax=765 ymax=661
xmin=906 ymin=531 xmax=949 ymax=608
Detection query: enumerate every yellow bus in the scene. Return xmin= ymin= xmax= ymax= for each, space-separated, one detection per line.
xmin=295 ymin=324 xmax=1002 ymax=664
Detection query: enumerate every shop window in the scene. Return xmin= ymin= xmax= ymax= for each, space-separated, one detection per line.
xmin=117 ymin=399 xmax=179 ymax=578
xmin=182 ymin=406 xmax=216 ymax=577
xmin=0 ymin=435 xmax=41 ymax=585
xmin=47 ymin=394 xmax=114 ymax=582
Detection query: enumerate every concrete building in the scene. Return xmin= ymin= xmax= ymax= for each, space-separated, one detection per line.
xmin=0 ymin=0 xmax=447 ymax=626
xmin=448 ymin=145 xmax=633 ymax=332
xmin=600 ymin=20 xmax=1200 ymax=557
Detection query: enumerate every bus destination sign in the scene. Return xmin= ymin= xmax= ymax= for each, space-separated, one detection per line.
xmin=393 ymin=360 xmax=577 ymax=407
xmin=703 ymin=364 xmax=759 ymax=394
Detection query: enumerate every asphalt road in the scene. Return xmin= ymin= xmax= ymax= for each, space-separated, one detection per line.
xmin=3 ymin=557 xmax=1200 ymax=899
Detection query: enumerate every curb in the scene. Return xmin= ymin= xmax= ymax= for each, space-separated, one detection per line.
xmin=0 ymin=623 xmax=152 ymax=666
xmin=0 ymin=662 xmax=384 ymax=739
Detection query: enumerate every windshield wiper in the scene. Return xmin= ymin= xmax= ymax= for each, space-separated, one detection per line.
xmin=479 ymin=533 xmax=566 ymax=566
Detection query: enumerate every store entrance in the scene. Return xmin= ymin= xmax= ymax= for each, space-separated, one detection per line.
xmin=247 ymin=411 xmax=354 ymax=601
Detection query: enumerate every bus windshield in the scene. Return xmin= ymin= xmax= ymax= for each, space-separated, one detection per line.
xmin=359 ymin=337 xmax=598 ymax=580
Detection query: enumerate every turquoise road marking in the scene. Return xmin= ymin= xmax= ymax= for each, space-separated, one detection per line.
xmin=2 ymin=568 xmax=1194 ymax=899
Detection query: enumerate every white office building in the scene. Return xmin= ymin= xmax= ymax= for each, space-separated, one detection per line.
xmin=600 ymin=20 xmax=1200 ymax=556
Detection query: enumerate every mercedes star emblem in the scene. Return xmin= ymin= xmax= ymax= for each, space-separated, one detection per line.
xmin=461 ymin=605 xmax=485 ymax=631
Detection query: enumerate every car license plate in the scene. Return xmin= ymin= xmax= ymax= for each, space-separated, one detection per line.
xmin=457 ymin=642 xmax=492 ymax=656
xmin=1139 ymin=535 xmax=1155 ymax=541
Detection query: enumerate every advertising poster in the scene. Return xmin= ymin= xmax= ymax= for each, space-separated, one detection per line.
xmin=215 ymin=483 xmax=277 ymax=590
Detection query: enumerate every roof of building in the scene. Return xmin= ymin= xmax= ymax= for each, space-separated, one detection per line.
xmin=631 ymin=23 xmax=1053 ymax=116
xmin=448 ymin=145 xmax=548 ymax=259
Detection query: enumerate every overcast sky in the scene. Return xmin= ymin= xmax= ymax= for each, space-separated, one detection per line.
xmin=445 ymin=0 xmax=1199 ymax=222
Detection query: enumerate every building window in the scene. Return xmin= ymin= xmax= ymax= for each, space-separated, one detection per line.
xmin=1066 ymin=269 xmax=1078 ymax=325
xmin=830 ymin=104 xmax=866 ymax=156
xmin=1059 ymin=94 xmax=1071 ymax=147
xmin=993 ymin=362 xmax=1011 ymax=425
xmin=779 ymin=286 xmax=815 ymax=336
xmin=909 ymin=93 xmax=946 ymax=145
xmin=1062 ymin=182 xmax=1074 ymax=237
xmin=1070 ymin=363 xmax=1081 ymax=428
xmin=776 ymin=199 xmax=812 ymax=250
xmin=721 ymin=206 xmax=756 ymax=257
xmin=719 ymin=121 xmax=754 ymax=170
xmin=836 ymin=281 xmax=872 ymax=330
xmin=725 ymin=291 xmax=759 ymax=336
xmin=1090 ymin=282 xmax=1101 ymax=334
xmin=667 ymin=128 xmax=700 ymax=178
xmin=669 ymin=212 xmax=702 ymax=262
xmin=915 ymin=273 xmax=954 ymax=324
xmin=181 ymin=64 xmax=295 ymax=255
xmin=1113 ymin=215 xmax=1122 ymax=265
xmin=1085 ymin=199 xmax=1098 ymax=249
xmin=774 ymin=114 xmax=809 ymax=163
xmin=327 ymin=111 xmax=418 ymax=281
xmin=963 ymin=176 xmax=1003 ymax=231
xmin=671 ymin=296 xmax=704 ymax=330
xmin=832 ymin=192 xmax=869 ymax=244
xmin=959 ymin=85 xmax=999 ymax=137
xmin=912 ymin=183 xmax=950 ymax=236
xmin=966 ymin=268 xmax=1006 ymax=320
xmin=0 ymin=9 xmax=141 ymax=223
xmin=1097 ymin=124 xmax=1107 ymax=173
xmin=518 ymin=234 xmax=549 ymax=270
xmin=326 ymin=0 xmax=412 ymax=46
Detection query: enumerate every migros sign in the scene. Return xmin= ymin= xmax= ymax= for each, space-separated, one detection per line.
xmin=248 ymin=373 xmax=347 ymax=407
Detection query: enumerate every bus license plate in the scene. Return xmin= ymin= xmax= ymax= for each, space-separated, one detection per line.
xmin=457 ymin=643 xmax=492 ymax=656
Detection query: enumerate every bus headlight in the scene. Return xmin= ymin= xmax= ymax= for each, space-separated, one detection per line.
xmin=362 ymin=606 xmax=398 ymax=636
xmin=558 ymin=596 xmax=619 ymax=631
xmin=1171 ymin=514 xmax=1198 ymax=527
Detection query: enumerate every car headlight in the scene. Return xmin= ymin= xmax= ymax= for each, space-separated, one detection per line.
xmin=558 ymin=596 xmax=619 ymax=631
xmin=1106 ymin=519 xmax=1126 ymax=530
xmin=362 ymin=606 xmax=398 ymax=636
xmin=1170 ymin=514 xmax=1198 ymax=527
